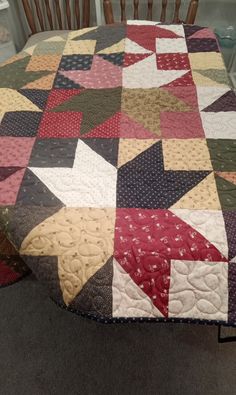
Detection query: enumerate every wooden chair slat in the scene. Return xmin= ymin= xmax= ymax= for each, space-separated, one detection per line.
xmin=22 ymin=0 xmax=91 ymax=35
xmin=120 ymin=0 xmax=126 ymax=22
xmin=34 ymin=0 xmax=44 ymax=31
xmin=22 ymin=0 xmax=37 ymax=34
xmin=186 ymin=0 xmax=199 ymax=24
xmin=83 ymin=0 xmax=91 ymax=28
xmin=75 ymin=0 xmax=80 ymax=29
xmin=103 ymin=0 xmax=114 ymax=24
xmin=65 ymin=0 xmax=72 ymax=29
xmin=173 ymin=0 xmax=181 ymax=23
xmin=147 ymin=0 xmax=153 ymax=20
xmin=160 ymin=0 xmax=168 ymax=22
xmin=45 ymin=0 xmax=53 ymax=30
xmin=103 ymin=0 xmax=199 ymax=25
xmin=55 ymin=0 xmax=63 ymax=30
xmin=133 ymin=0 xmax=139 ymax=19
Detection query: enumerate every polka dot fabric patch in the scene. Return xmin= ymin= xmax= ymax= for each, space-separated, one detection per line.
xmin=1 ymin=23 xmax=236 ymax=328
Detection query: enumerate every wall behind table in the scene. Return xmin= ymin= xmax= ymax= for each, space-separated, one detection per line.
xmin=8 ymin=0 xmax=236 ymax=51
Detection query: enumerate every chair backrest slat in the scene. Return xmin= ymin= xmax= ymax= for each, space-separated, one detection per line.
xmin=82 ymin=0 xmax=90 ymax=28
xmin=55 ymin=0 xmax=63 ymax=29
xmin=173 ymin=0 xmax=181 ymax=23
xmin=120 ymin=0 xmax=126 ymax=22
xmin=45 ymin=0 xmax=53 ymax=30
xmin=103 ymin=0 xmax=199 ymax=24
xmin=34 ymin=0 xmax=44 ymax=31
xmin=22 ymin=0 xmax=91 ymax=34
xmin=147 ymin=0 xmax=153 ymax=20
xmin=133 ymin=0 xmax=139 ymax=19
xmin=65 ymin=0 xmax=72 ymax=29
xmin=75 ymin=0 xmax=80 ymax=29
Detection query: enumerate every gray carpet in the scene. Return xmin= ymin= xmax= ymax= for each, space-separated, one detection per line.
xmin=0 ymin=275 xmax=236 ymax=395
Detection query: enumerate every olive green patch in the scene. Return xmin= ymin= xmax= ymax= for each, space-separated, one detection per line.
xmin=207 ymin=139 xmax=236 ymax=171
xmin=215 ymin=174 xmax=236 ymax=211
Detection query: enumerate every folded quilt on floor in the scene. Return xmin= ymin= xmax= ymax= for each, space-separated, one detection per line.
xmin=0 ymin=21 xmax=236 ymax=326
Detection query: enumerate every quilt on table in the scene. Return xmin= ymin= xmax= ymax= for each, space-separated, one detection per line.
xmin=0 ymin=22 xmax=236 ymax=325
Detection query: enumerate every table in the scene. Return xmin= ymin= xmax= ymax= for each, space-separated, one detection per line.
xmin=0 ymin=21 xmax=236 ymax=327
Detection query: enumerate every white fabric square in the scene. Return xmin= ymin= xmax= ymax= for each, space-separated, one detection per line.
xmin=112 ymin=259 xmax=163 ymax=318
xmin=160 ymin=25 xmax=185 ymax=37
xmin=196 ymin=87 xmax=229 ymax=111
xmin=123 ymin=53 xmax=187 ymax=88
xmin=156 ymin=38 xmax=187 ymax=53
xmin=200 ymin=112 xmax=236 ymax=139
xmin=127 ymin=20 xmax=160 ymax=26
xmin=30 ymin=140 xmax=117 ymax=207
xmin=169 ymin=260 xmax=228 ymax=321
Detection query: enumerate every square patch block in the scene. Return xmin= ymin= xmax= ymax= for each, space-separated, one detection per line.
xmin=38 ymin=112 xmax=82 ymax=138
xmin=26 ymin=55 xmax=61 ymax=72
xmin=201 ymin=112 xmax=236 ymax=139
xmin=186 ymin=38 xmax=219 ymax=53
xmin=189 ymin=52 xmax=225 ymax=70
xmin=0 ymin=112 xmax=42 ymax=137
xmin=156 ymin=38 xmax=187 ymax=54
xmin=169 ymin=259 xmax=228 ymax=321
xmin=156 ymin=53 xmax=190 ymax=70
xmin=0 ymin=137 xmax=35 ymax=167
xmin=59 ymin=55 xmax=93 ymax=71
xmin=163 ymin=139 xmax=213 ymax=170
xmin=207 ymin=139 xmax=236 ymax=171
xmin=29 ymin=138 xmax=78 ymax=167
xmin=33 ymin=41 xmax=65 ymax=55
xmin=161 ymin=112 xmax=205 ymax=138
xmin=63 ymin=40 xmax=96 ymax=55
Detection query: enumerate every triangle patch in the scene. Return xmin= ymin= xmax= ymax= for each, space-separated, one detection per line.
xmin=118 ymin=138 xmax=158 ymax=167
xmin=171 ymin=208 xmax=228 ymax=259
xmin=70 ymin=256 xmax=113 ymax=317
xmin=120 ymin=112 xmax=158 ymax=139
xmin=97 ymin=39 xmax=125 ymax=54
xmin=188 ymin=28 xmax=216 ymax=39
xmin=19 ymin=89 xmax=49 ymax=110
xmin=17 ymin=169 xmax=63 ymax=207
xmin=82 ymin=138 xmax=119 ymax=167
xmin=203 ymin=90 xmax=236 ymax=112
xmin=216 ymin=172 xmax=236 ymax=186
xmin=112 ymin=258 xmax=164 ymax=318
xmin=23 ymin=73 xmax=56 ymax=90
xmin=171 ymin=173 xmax=221 ymax=210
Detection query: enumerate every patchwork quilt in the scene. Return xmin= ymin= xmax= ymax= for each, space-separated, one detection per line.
xmin=0 ymin=21 xmax=236 ymax=326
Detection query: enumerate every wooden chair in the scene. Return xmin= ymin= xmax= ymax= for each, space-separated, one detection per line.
xmin=22 ymin=0 xmax=91 ymax=35
xmin=103 ymin=0 xmax=199 ymax=25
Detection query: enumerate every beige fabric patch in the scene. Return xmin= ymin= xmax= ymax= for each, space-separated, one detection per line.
xmin=163 ymin=139 xmax=213 ymax=171
xmin=20 ymin=207 xmax=115 ymax=305
xmin=189 ymin=53 xmax=225 ymax=70
xmin=97 ymin=39 xmax=125 ymax=54
xmin=63 ymin=40 xmax=96 ymax=55
xmin=0 ymin=88 xmax=41 ymax=115
xmin=68 ymin=27 xmax=97 ymax=40
xmin=23 ymin=73 xmax=56 ymax=89
xmin=171 ymin=173 xmax=221 ymax=210
xmin=26 ymin=55 xmax=61 ymax=71
xmin=192 ymin=71 xmax=228 ymax=87
xmin=118 ymin=138 xmax=158 ymax=167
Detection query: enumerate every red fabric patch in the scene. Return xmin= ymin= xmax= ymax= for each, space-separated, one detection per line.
xmin=161 ymin=112 xmax=205 ymax=138
xmin=163 ymin=86 xmax=199 ymax=109
xmin=0 ymin=137 xmax=35 ymax=167
xmin=156 ymin=53 xmax=190 ymax=70
xmin=163 ymin=71 xmax=194 ymax=87
xmin=114 ymin=209 xmax=226 ymax=317
xmin=0 ymin=259 xmax=20 ymax=286
xmin=38 ymin=112 xmax=82 ymax=138
xmin=83 ymin=112 xmax=121 ymax=138
xmin=46 ymin=89 xmax=82 ymax=110
xmin=124 ymin=53 xmax=152 ymax=67
xmin=0 ymin=168 xmax=26 ymax=205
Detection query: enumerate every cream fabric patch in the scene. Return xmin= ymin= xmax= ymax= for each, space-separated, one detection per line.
xmin=163 ymin=139 xmax=213 ymax=171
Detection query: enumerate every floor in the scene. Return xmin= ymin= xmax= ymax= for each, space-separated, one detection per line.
xmin=1 ymin=275 xmax=236 ymax=395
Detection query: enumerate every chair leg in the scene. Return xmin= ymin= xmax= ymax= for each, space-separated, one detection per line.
xmin=218 ymin=325 xmax=236 ymax=343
